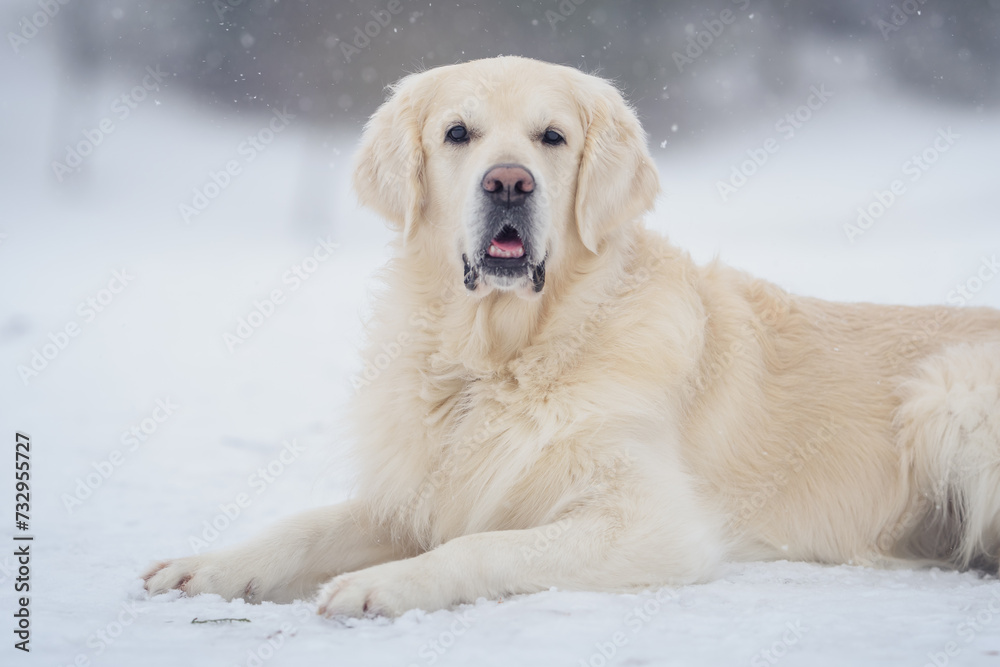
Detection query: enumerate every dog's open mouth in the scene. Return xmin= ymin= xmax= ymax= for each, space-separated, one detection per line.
xmin=487 ymin=226 xmax=525 ymax=259
xmin=464 ymin=223 xmax=545 ymax=293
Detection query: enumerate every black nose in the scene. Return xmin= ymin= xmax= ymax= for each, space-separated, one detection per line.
xmin=481 ymin=164 xmax=535 ymax=206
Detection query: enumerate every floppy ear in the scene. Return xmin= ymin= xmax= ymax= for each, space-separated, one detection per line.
xmin=573 ymin=78 xmax=661 ymax=254
xmin=352 ymin=74 xmax=426 ymax=241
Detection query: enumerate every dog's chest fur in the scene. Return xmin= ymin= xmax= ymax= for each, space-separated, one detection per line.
xmin=400 ymin=354 xmax=598 ymax=546
xmin=354 ymin=238 xmax=705 ymax=551
xmin=357 ymin=306 xmax=638 ymax=550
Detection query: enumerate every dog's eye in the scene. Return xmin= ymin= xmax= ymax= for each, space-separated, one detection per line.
xmin=542 ymin=129 xmax=565 ymax=146
xmin=445 ymin=125 xmax=470 ymax=144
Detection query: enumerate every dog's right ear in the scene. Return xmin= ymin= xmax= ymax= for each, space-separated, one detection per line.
xmin=352 ymin=74 xmax=426 ymax=240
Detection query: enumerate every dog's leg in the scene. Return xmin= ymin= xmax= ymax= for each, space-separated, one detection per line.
xmin=315 ymin=499 xmax=721 ymax=617
xmin=143 ymin=502 xmax=401 ymax=603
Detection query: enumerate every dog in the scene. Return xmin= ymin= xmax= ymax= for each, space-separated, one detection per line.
xmin=144 ymin=56 xmax=1000 ymax=617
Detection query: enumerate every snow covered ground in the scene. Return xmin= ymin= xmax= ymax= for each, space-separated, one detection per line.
xmin=2 ymin=47 xmax=1000 ymax=667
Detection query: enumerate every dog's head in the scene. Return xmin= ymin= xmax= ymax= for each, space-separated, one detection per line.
xmin=353 ymin=56 xmax=660 ymax=298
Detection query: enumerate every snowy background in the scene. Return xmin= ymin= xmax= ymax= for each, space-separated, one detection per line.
xmin=2 ymin=1 xmax=1000 ymax=665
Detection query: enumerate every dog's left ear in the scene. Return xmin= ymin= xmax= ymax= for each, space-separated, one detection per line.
xmin=352 ymin=73 xmax=427 ymax=241
xmin=573 ymin=77 xmax=661 ymax=254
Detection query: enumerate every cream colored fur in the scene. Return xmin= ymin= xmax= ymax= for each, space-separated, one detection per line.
xmin=144 ymin=57 xmax=1000 ymax=616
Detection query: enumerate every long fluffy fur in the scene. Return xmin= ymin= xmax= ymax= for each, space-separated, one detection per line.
xmin=144 ymin=57 xmax=1000 ymax=615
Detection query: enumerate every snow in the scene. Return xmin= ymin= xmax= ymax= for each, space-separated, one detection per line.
xmin=2 ymin=51 xmax=1000 ymax=667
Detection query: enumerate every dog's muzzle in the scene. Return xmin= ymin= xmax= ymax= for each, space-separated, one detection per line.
xmin=464 ymin=163 xmax=546 ymax=292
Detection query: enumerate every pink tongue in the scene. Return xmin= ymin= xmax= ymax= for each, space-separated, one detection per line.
xmin=492 ymin=237 xmax=523 ymax=251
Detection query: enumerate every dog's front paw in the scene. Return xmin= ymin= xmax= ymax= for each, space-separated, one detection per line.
xmin=316 ymin=558 xmax=448 ymax=618
xmin=142 ymin=554 xmax=260 ymax=602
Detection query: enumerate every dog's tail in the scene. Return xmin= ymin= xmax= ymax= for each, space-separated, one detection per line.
xmin=893 ymin=342 xmax=1000 ymax=571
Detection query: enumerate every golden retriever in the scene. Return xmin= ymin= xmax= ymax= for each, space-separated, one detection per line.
xmin=144 ymin=56 xmax=1000 ymax=616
